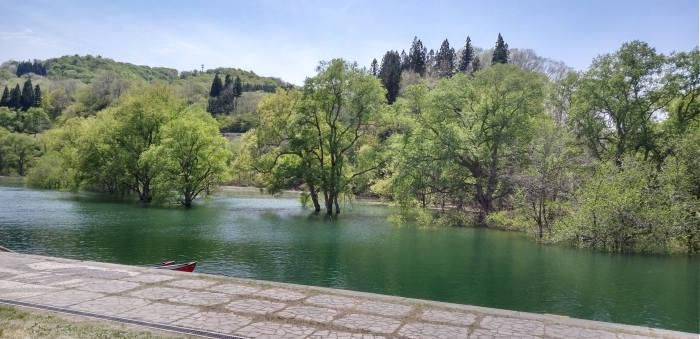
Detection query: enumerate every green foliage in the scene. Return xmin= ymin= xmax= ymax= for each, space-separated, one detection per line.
xmin=142 ymin=110 xmax=231 ymax=207
xmin=434 ymin=39 xmax=456 ymax=78
xmin=555 ymin=157 xmax=698 ymax=254
xmin=238 ymin=59 xmax=386 ymax=215
xmin=0 ymin=132 xmax=40 ymax=176
xmin=0 ymin=106 xmax=50 ymax=133
xmin=457 ymin=36 xmax=474 ymax=73
xmin=415 ymin=65 xmax=545 ymax=221
xmin=29 ymin=84 xmax=232 ymax=207
xmin=408 ymin=37 xmax=427 ymax=76
xmin=570 ymin=41 xmax=672 ymax=164
xmin=209 ymin=73 xmax=223 ymax=97
xmin=492 ymin=33 xmax=509 ymax=65
xmin=378 ymin=51 xmax=402 ymax=104
xmin=45 ymin=55 xmax=178 ymax=82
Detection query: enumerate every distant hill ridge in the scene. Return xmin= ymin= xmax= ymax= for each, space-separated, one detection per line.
xmin=0 ymin=54 xmax=289 ymax=89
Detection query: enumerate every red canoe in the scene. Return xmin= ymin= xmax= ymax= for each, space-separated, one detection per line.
xmin=155 ymin=261 xmax=197 ymax=272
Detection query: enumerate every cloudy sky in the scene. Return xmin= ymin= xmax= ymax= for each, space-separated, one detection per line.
xmin=0 ymin=0 xmax=697 ymax=84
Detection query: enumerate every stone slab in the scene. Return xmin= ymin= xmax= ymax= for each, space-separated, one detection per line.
xmin=70 ymin=296 xmax=150 ymax=316
xmin=173 ymin=311 xmax=252 ymax=334
xmin=234 ymin=321 xmax=316 ymax=339
xmin=119 ymin=302 xmax=199 ymax=324
xmin=333 ymin=313 xmax=402 ymax=334
xmin=276 ymin=305 xmax=338 ymax=323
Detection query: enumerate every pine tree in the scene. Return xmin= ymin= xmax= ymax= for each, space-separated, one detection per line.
xmin=0 ymin=86 xmax=9 ymax=107
xmin=209 ymin=73 xmax=223 ymax=97
xmin=233 ymin=76 xmax=242 ymax=112
xmin=378 ymin=50 xmax=402 ymax=104
xmin=9 ymin=85 xmax=21 ymax=109
xmin=233 ymin=76 xmax=242 ymax=97
xmin=435 ymin=39 xmax=456 ymax=78
xmin=426 ymin=49 xmax=435 ymax=76
xmin=20 ymin=78 xmax=35 ymax=110
xmin=370 ymin=58 xmax=379 ymax=76
xmin=224 ymin=74 xmax=233 ymax=88
xmin=408 ymin=36 xmax=427 ymax=76
xmin=458 ymin=36 xmax=474 ymax=73
xmin=400 ymin=50 xmax=409 ymax=71
xmin=34 ymin=84 xmax=42 ymax=107
xmin=492 ymin=33 xmax=509 ymax=65
xmin=471 ymin=57 xmax=481 ymax=74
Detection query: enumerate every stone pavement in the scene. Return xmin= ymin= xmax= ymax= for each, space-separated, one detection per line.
xmin=0 ymin=252 xmax=694 ymax=339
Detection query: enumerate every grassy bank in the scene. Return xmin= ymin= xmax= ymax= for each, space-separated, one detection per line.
xmin=0 ymin=305 xmax=188 ymax=339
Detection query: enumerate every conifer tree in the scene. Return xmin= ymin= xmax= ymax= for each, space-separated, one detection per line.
xmin=492 ymin=33 xmax=509 ymax=65
xmin=233 ymin=76 xmax=242 ymax=112
xmin=20 ymin=78 xmax=35 ymax=110
xmin=458 ymin=36 xmax=474 ymax=73
xmin=0 ymin=86 xmax=9 ymax=107
xmin=435 ymin=39 xmax=456 ymax=78
xmin=209 ymin=73 xmax=223 ymax=97
xmin=224 ymin=74 xmax=233 ymax=88
xmin=426 ymin=49 xmax=435 ymax=76
xmin=10 ymin=85 xmax=21 ymax=109
xmin=471 ymin=57 xmax=481 ymax=74
xmin=408 ymin=36 xmax=427 ymax=75
xmin=34 ymin=84 xmax=42 ymax=107
xmin=233 ymin=77 xmax=242 ymax=97
xmin=400 ymin=50 xmax=409 ymax=71
xmin=378 ymin=50 xmax=402 ymax=104
xmin=370 ymin=58 xmax=379 ymax=76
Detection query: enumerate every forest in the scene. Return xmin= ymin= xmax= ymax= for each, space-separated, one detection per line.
xmin=0 ymin=35 xmax=697 ymax=255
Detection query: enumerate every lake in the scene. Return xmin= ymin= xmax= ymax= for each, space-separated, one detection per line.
xmin=0 ymin=182 xmax=697 ymax=333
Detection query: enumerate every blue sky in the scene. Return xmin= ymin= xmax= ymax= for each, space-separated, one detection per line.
xmin=0 ymin=0 xmax=697 ymax=84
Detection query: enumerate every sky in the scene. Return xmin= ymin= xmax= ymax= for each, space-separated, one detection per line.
xmin=0 ymin=0 xmax=697 ymax=84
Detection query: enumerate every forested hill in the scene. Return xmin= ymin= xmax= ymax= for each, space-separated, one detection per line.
xmin=0 ymin=54 xmax=289 ymax=88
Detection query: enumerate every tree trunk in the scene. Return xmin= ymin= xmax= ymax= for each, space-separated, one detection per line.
xmin=309 ymin=184 xmax=321 ymax=213
xmin=334 ymin=196 xmax=340 ymax=215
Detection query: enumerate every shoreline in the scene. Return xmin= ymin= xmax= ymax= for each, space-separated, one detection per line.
xmin=0 ymin=252 xmax=695 ymax=338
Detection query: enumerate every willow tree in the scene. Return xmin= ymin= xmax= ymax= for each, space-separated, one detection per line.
xmin=236 ymin=89 xmax=325 ymax=212
xmin=240 ymin=60 xmax=385 ymax=215
xmin=301 ymin=60 xmax=386 ymax=215
xmin=142 ymin=109 xmax=231 ymax=207
xmin=417 ymin=64 xmax=546 ymax=222
xmin=71 ymin=85 xmax=188 ymax=203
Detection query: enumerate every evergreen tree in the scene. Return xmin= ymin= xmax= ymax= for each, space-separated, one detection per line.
xmin=20 ymin=78 xmax=35 ymax=110
xmin=458 ymin=36 xmax=474 ymax=73
xmin=492 ymin=33 xmax=509 ymax=65
xmin=435 ymin=39 xmax=456 ymax=78
xmin=370 ymin=58 xmax=379 ymax=76
xmin=233 ymin=76 xmax=242 ymax=112
xmin=378 ymin=50 xmax=402 ymax=104
xmin=209 ymin=73 xmax=223 ymax=97
xmin=233 ymin=76 xmax=242 ymax=98
xmin=33 ymin=85 xmax=42 ymax=107
xmin=408 ymin=36 xmax=427 ymax=75
xmin=400 ymin=50 xmax=409 ymax=71
xmin=224 ymin=74 xmax=233 ymax=88
xmin=471 ymin=57 xmax=481 ymax=74
xmin=426 ymin=49 xmax=435 ymax=76
xmin=9 ymin=85 xmax=21 ymax=109
xmin=0 ymin=86 xmax=9 ymax=107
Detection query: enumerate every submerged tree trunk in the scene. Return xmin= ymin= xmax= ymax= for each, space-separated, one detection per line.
xmin=308 ymin=184 xmax=321 ymax=213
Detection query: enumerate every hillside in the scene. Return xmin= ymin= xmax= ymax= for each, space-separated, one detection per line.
xmin=0 ymin=55 xmax=289 ymax=88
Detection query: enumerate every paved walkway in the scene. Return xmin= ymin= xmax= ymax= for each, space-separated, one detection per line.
xmin=0 ymin=252 xmax=694 ymax=339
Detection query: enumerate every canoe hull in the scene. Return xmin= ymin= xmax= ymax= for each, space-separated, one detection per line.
xmin=155 ymin=261 xmax=197 ymax=272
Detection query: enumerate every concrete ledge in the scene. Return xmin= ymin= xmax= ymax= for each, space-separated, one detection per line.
xmin=0 ymin=252 xmax=695 ymax=339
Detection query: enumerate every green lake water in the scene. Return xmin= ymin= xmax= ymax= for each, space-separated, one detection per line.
xmin=0 ymin=182 xmax=697 ymax=333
